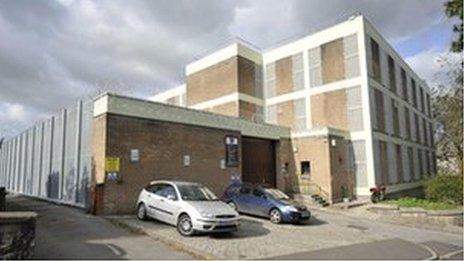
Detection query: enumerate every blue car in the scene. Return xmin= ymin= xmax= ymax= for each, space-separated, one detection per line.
xmin=222 ymin=182 xmax=311 ymax=224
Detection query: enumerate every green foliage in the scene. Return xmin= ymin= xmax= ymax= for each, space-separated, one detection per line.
xmin=432 ymin=58 xmax=463 ymax=173
xmin=444 ymin=0 xmax=463 ymax=52
xmin=385 ymin=197 xmax=458 ymax=210
xmin=425 ymin=173 xmax=463 ymax=205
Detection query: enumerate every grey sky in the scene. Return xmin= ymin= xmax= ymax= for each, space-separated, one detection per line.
xmin=0 ymin=0 xmax=456 ymax=138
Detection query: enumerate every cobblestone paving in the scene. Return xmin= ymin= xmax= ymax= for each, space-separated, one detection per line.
xmin=109 ymin=212 xmax=385 ymax=259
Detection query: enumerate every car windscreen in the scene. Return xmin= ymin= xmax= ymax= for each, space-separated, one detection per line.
xmin=264 ymin=188 xmax=290 ymax=200
xmin=177 ymin=184 xmax=219 ymax=201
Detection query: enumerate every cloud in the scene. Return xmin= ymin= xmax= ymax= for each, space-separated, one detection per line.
xmin=405 ymin=49 xmax=462 ymax=89
xmin=0 ymin=0 xmax=453 ymax=138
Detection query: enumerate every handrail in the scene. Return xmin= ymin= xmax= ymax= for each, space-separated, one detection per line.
xmin=309 ymin=182 xmax=330 ymax=200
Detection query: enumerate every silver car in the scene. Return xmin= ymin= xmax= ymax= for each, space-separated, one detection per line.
xmin=136 ymin=180 xmax=240 ymax=236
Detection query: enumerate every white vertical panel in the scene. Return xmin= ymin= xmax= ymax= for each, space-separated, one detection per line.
xmin=26 ymin=128 xmax=34 ymax=195
xmin=19 ymin=133 xmax=27 ymax=192
xmin=77 ymin=100 xmax=92 ymax=205
xmin=41 ymin=118 xmax=52 ymax=198
xmin=64 ymin=107 xmax=77 ymax=202
xmin=32 ymin=125 xmax=42 ymax=196
xmin=347 ymin=86 xmax=363 ymax=131
xmin=265 ymin=62 xmax=276 ymax=98
xmin=50 ymin=113 xmax=62 ymax=199
xmin=293 ymin=98 xmax=306 ymax=131
xmin=266 ymin=104 xmax=277 ymax=124
xmin=308 ymin=47 xmax=322 ymax=88
xmin=292 ymin=52 xmax=304 ymax=91
xmin=373 ymin=140 xmax=381 ymax=185
xmin=343 ymin=34 xmax=360 ymax=78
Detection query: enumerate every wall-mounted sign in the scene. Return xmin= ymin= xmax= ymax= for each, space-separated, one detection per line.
xmin=183 ymin=155 xmax=190 ymax=167
xmin=107 ymin=172 xmax=119 ymax=181
xmin=220 ymin=159 xmax=226 ymax=169
xmin=225 ymin=135 xmax=239 ymax=167
xmin=130 ymin=149 xmax=139 ymax=162
xmin=105 ymin=157 xmax=120 ymax=172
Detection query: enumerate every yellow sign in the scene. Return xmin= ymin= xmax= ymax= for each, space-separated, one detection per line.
xmin=105 ymin=157 xmax=120 ymax=172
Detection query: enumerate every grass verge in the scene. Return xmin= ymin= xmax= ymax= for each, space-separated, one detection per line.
xmin=384 ymin=197 xmax=460 ymax=210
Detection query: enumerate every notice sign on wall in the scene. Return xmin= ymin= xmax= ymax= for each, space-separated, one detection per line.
xmin=105 ymin=157 xmax=120 ymax=172
xmin=225 ymin=135 xmax=239 ymax=167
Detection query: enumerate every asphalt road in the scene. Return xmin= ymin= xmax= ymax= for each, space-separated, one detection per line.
xmin=270 ymin=208 xmax=463 ymax=260
xmin=5 ymin=196 xmax=192 ymax=259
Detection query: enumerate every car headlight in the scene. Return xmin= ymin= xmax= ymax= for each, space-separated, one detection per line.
xmin=200 ymin=211 xmax=214 ymax=219
xmin=282 ymin=205 xmax=298 ymax=212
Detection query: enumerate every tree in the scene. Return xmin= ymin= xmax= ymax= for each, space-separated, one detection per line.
xmin=431 ymin=1 xmax=464 ymax=174
xmin=432 ymin=58 xmax=463 ymax=173
xmin=444 ymin=0 xmax=463 ymax=52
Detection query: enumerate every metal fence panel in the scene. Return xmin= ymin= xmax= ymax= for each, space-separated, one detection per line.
xmin=77 ymin=100 xmax=92 ymax=205
xmin=63 ymin=106 xmax=77 ymax=203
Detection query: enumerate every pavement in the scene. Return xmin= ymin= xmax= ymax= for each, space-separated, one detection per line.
xmin=4 ymin=195 xmax=192 ymax=259
xmin=4 ymin=195 xmax=463 ymax=260
xmin=108 ymin=207 xmax=463 ymax=260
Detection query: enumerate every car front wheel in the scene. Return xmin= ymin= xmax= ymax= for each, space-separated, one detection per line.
xmin=269 ymin=208 xmax=282 ymax=224
xmin=137 ymin=203 xmax=147 ymax=220
xmin=177 ymin=214 xmax=195 ymax=236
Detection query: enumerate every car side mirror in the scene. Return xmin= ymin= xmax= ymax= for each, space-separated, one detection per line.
xmin=167 ymin=194 xmax=176 ymax=201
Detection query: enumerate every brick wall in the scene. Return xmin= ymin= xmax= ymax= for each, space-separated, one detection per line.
xmin=275 ymin=57 xmax=293 ymax=96
xmin=186 ymin=57 xmax=238 ymax=106
xmin=310 ymin=89 xmax=348 ymax=130
xmin=98 ymin=114 xmax=243 ymax=214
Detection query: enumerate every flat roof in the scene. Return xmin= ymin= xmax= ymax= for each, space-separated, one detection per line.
xmin=94 ymin=93 xmax=291 ymax=140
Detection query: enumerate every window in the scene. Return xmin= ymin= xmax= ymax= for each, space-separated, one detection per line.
xmin=239 ymin=185 xmax=252 ymax=194
xmin=418 ymin=149 xmax=424 ymax=179
xmin=392 ymin=99 xmax=400 ymax=136
xmin=308 ymin=47 xmax=322 ymax=87
xmin=292 ymin=53 xmax=304 ymax=91
xmin=347 ymin=87 xmax=363 ymax=131
xmin=419 ymin=87 xmax=425 ymax=113
xmin=374 ymin=89 xmax=385 ymax=132
xmin=401 ymin=68 xmax=408 ymax=101
xmin=156 ymin=184 xmax=178 ymax=200
xmin=426 ymin=93 xmax=431 ymax=117
xmin=146 ymin=184 xmax=164 ymax=194
xmin=265 ymin=63 xmax=276 ymax=98
xmin=408 ymin=147 xmax=415 ymax=180
xmin=252 ymin=188 xmax=266 ymax=198
xmin=404 ymin=107 xmax=411 ymax=140
xmin=343 ymin=34 xmax=360 ymax=78
xmin=301 ymin=161 xmax=311 ymax=176
xmin=423 ymin=119 xmax=428 ymax=145
xmin=388 ymin=56 xmax=397 ymax=93
xmin=396 ymin=145 xmax=404 ymax=183
xmin=429 ymin=122 xmax=434 ymax=146
xmin=411 ymin=79 xmax=417 ymax=107
xmin=293 ymin=98 xmax=306 ymax=131
xmin=370 ymin=38 xmax=381 ymax=81
xmin=414 ymin=113 xmax=420 ymax=143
